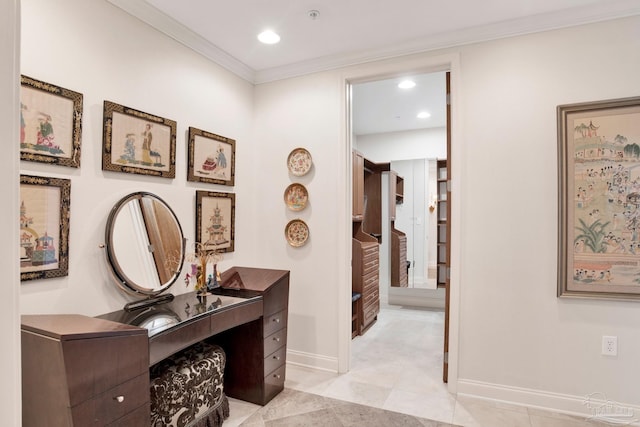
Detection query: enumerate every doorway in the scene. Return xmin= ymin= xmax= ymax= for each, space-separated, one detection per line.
xmin=346 ymin=63 xmax=456 ymax=387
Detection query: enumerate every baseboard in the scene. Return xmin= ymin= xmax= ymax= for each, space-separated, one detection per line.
xmin=457 ymin=378 xmax=640 ymax=425
xmin=388 ymin=287 xmax=445 ymax=309
xmin=286 ymin=349 xmax=339 ymax=372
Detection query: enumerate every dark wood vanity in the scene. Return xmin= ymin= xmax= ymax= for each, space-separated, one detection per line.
xmin=21 ymin=266 xmax=289 ymax=426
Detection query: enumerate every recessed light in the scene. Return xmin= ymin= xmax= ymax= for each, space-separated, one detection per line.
xmin=257 ymin=30 xmax=280 ymax=44
xmin=398 ymin=80 xmax=416 ymax=89
xmin=417 ymin=111 xmax=431 ymax=119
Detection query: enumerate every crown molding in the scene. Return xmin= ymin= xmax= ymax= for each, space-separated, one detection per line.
xmin=107 ymin=0 xmax=255 ymax=82
xmin=108 ymin=0 xmax=640 ymax=85
xmin=254 ymin=0 xmax=640 ymax=84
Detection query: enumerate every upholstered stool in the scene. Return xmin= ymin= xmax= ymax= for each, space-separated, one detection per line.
xmin=150 ymin=341 xmax=229 ymax=427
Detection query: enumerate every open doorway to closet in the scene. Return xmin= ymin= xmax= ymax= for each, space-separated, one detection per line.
xmin=350 ymin=70 xmax=451 ymax=382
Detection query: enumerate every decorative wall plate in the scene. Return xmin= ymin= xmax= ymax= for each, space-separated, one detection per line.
xmin=287 ymin=148 xmax=312 ymax=176
xmin=285 ymin=219 xmax=309 ymax=247
xmin=284 ymin=183 xmax=308 ymax=211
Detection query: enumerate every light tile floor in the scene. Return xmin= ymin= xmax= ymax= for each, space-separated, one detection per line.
xmin=224 ymin=303 xmax=616 ymax=426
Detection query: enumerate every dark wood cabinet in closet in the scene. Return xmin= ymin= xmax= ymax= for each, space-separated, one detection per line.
xmin=391 ymin=226 xmax=408 ymax=287
xmin=352 ymin=150 xmax=381 ymax=335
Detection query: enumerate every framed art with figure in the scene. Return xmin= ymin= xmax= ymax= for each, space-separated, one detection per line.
xmin=102 ymin=101 xmax=176 ymax=178
xmin=20 ymin=175 xmax=71 ymax=282
xmin=187 ymin=127 xmax=236 ymax=186
xmin=558 ymin=96 xmax=640 ymax=300
xmin=196 ymin=191 xmax=235 ymax=253
xmin=20 ymin=75 xmax=83 ymax=168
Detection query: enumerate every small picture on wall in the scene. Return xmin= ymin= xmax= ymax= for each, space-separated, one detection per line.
xmin=20 ymin=175 xmax=71 ymax=282
xmin=196 ymin=191 xmax=235 ymax=253
xmin=187 ymin=127 xmax=236 ymax=186
xmin=102 ymin=101 xmax=176 ymax=178
xmin=20 ymin=75 xmax=83 ymax=168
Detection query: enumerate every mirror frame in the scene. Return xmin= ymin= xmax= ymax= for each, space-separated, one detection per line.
xmin=105 ymin=192 xmax=185 ymax=298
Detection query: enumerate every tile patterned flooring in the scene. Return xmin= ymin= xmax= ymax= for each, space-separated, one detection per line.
xmin=224 ymin=304 xmax=613 ymax=426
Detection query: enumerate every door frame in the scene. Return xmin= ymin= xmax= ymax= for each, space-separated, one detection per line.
xmin=340 ymin=53 xmax=462 ymax=393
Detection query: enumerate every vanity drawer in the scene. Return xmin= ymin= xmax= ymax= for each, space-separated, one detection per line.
xmin=71 ymin=373 xmax=149 ymax=426
xmin=264 ymin=364 xmax=286 ymax=402
xmin=149 ymin=315 xmax=210 ymax=366
xmin=264 ymin=346 xmax=286 ymax=376
xmin=263 ymin=309 xmax=287 ymax=337
xmin=63 ymin=334 xmax=148 ymax=405
xmin=107 ymin=401 xmax=150 ymax=426
xmin=264 ymin=328 xmax=287 ymax=356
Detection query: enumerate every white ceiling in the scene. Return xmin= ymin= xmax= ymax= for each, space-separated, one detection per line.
xmin=107 ymin=0 xmax=640 ymax=135
xmin=353 ymin=72 xmax=447 ymax=135
xmin=109 ymin=0 xmax=640 ymax=83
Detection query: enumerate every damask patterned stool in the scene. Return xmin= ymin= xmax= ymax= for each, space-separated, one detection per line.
xmin=150 ymin=341 xmax=229 ymax=427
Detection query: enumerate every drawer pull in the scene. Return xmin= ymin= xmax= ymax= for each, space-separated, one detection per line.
xmin=273 ymin=355 xmax=281 ymax=360
xmin=273 ymin=374 xmax=282 ymax=379
xmin=273 ymin=337 xmax=281 ymax=342
xmin=114 ymin=395 xmax=125 ymax=403
xmin=272 ymin=318 xmax=280 ymax=323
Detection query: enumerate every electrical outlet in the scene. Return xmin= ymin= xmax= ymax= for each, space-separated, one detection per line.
xmin=602 ymin=336 xmax=618 ymax=356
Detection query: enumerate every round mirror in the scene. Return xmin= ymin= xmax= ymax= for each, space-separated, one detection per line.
xmin=105 ymin=192 xmax=185 ymax=297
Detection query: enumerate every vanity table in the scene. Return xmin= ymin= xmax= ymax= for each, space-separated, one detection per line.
xmin=21 ymin=267 xmax=289 ymax=426
xmin=99 ymin=266 xmax=290 ymax=406
xmin=22 ymin=193 xmax=289 ymax=425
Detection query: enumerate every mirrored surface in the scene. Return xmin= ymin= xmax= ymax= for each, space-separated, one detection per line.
xmin=105 ymin=192 xmax=185 ymax=296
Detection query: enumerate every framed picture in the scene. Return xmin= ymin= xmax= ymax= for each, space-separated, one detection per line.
xmin=20 ymin=75 xmax=83 ymax=168
xmin=558 ymin=96 xmax=640 ymax=300
xmin=20 ymin=175 xmax=71 ymax=282
xmin=196 ymin=191 xmax=235 ymax=253
xmin=102 ymin=101 xmax=176 ymax=178
xmin=187 ymin=127 xmax=236 ymax=186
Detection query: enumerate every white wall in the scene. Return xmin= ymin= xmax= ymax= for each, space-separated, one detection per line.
xmin=1 ymin=0 xmax=21 ymax=423
xmin=356 ymin=127 xmax=447 ymax=162
xmin=254 ymin=15 xmax=640 ymax=415
xmin=19 ymin=0 xmax=255 ymax=316
xmin=456 ymin=16 xmax=640 ymax=412
xmin=252 ymin=72 xmax=348 ymax=369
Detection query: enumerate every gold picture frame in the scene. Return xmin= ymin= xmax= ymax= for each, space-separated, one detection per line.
xmin=187 ymin=127 xmax=236 ymax=186
xmin=20 ymin=75 xmax=83 ymax=168
xmin=20 ymin=175 xmax=71 ymax=281
xmin=196 ymin=191 xmax=235 ymax=253
xmin=102 ymin=101 xmax=176 ymax=178
xmin=558 ymin=96 xmax=640 ymax=300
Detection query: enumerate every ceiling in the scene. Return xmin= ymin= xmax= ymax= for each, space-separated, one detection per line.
xmin=107 ymin=0 xmax=640 ymax=135
xmin=352 ymin=72 xmax=447 ymax=135
xmin=108 ymin=0 xmax=640 ymax=84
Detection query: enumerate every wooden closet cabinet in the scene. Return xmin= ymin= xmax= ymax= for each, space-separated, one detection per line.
xmin=21 ymin=314 xmax=150 ymax=427
xmin=391 ymin=227 xmax=408 ymax=287
xmin=352 ymin=224 xmax=380 ymax=333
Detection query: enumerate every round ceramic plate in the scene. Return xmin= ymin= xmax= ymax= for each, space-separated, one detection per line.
xmin=284 ymin=183 xmax=309 ymax=211
xmin=287 ymin=148 xmax=312 ymax=176
xmin=285 ymin=219 xmax=309 ymax=247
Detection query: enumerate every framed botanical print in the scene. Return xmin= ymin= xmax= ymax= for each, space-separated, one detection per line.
xmin=20 ymin=175 xmax=71 ymax=281
xmin=187 ymin=127 xmax=235 ymax=186
xmin=558 ymin=96 xmax=640 ymax=300
xmin=102 ymin=101 xmax=176 ymax=178
xmin=195 ymin=191 xmax=235 ymax=253
xmin=20 ymin=75 xmax=83 ymax=168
